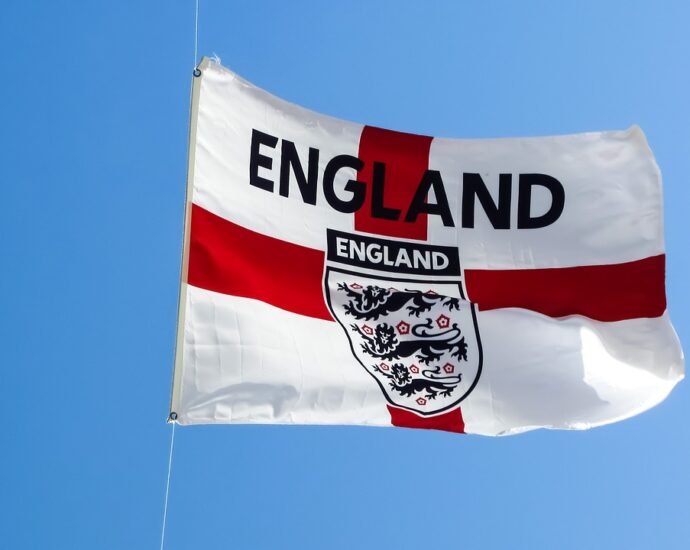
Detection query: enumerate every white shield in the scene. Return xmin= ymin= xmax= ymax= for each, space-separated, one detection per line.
xmin=325 ymin=267 xmax=482 ymax=416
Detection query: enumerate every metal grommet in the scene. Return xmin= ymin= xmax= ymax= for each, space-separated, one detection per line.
xmin=169 ymin=412 xmax=178 ymax=421
xmin=193 ymin=68 xmax=201 ymax=77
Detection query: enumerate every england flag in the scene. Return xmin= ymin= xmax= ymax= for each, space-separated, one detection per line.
xmin=169 ymin=58 xmax=683 ymax=435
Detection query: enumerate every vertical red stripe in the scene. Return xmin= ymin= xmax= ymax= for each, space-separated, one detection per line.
xmin=353 ymin=126 xmax=464 ymax=433
xmin=388 ymin=406 xmax=465 ymax=434
xmin=355 ymin=126 xmax=433 ymax=241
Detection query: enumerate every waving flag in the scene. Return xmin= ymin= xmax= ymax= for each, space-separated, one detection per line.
xmin=169 ymin=58 xmax=683 ymax=435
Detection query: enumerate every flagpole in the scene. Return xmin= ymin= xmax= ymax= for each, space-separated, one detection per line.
xmin=169 ymin=0 xmax=205 ymax=423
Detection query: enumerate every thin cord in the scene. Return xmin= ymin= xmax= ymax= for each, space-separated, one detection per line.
xmin=194 ymin=0 xmax=200 ymax=68
xmin=159 ymin=421 xmax=177 ymax=550
xmin=160 ymin=2 xmax=194 ymax=547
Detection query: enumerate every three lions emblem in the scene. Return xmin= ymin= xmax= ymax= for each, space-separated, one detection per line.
xmin=324 ymin=231 xmax=482 ymax=416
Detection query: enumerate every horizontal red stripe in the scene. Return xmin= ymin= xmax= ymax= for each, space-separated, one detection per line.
xmin=188 ymin=204 xmax=665 ymax=322
xmin=465 ymin=254 xmax=666 ymax=322
xmin=188 ymin=204 xmax=332 ymax=321
xmin=388 ymin=405 xmax=465 ymax=434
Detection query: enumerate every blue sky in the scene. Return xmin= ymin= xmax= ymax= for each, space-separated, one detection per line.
xmin=2 ymin=1 xmax=689 ymax=548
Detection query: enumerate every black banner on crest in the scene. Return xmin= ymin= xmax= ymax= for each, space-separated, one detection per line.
xmin=326 ymin=229 xmax=460 ymax=277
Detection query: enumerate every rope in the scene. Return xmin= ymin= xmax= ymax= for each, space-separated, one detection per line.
xmin=159 ymin=421 xmax=177 ymax=550
xmin=194 ymin=0 xmax=200 ymax=68
xmin=160 ymin=2 xmax=196 ymax=545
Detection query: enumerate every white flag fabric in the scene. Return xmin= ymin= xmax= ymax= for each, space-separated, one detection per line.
xmin=170 ymin=58 xmax=683 ymax=435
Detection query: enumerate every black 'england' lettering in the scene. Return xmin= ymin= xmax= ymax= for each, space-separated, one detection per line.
xmin=405 ymin=170 xmax=455 ymax=227
xmin=323 ymin=155 xmax=366 ymax=213
xmin=461 ymin=173 xmax=512 ymax=229
xmin=246 ymin=128 xmax=565 ymax=229
xmin=517 ymin=174 xmax=565 ymax=229
xmin=249 ymin=129 xmax=278 ymax=192
xmin=279 ymin=139 xmax=319 ymax=205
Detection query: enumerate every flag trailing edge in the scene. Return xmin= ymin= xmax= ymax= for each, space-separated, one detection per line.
xmin=170 ymin=57 xmax=683 ymax=436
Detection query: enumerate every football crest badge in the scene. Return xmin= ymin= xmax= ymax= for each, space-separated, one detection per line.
xmin=324 ymin=230 xmax=482 ymax=416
